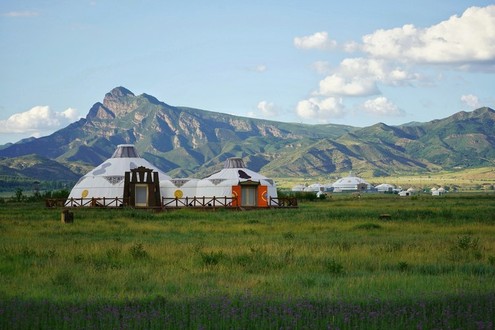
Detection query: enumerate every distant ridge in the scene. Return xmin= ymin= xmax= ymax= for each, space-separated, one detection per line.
xmin=0 ymin=87 xmax=494 ymax=182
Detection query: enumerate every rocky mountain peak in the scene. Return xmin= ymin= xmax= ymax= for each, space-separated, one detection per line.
xmin=86 ymin=102 xmax=115 ymax=120
xmin=102 ymin=86 xmax=137 ymax=117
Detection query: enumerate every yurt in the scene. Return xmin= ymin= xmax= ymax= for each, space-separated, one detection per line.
xmin=399 ymin=187 xmax=417 ymax=197
xmin=67 ymin=144 xmax=171 ymax=206
xmin=305 ymin=183 xmax=326 ymax=192
xmin=195 ymin=157 xmax=277 ymax=207
xmin=332 ymin=172 xmax=372 ymax=192
xmin=291 ymin=184 xmax=306 ymax=192
xmin=375 ymin=183 xmax=395 ymax=193
xmin=431 ymin=187 xmax=446 ymax=196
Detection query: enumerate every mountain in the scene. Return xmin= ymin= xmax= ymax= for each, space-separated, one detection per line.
xmin=0 ymin=86 xmax=494 ymax=182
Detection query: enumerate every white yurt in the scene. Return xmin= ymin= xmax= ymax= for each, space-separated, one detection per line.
xmin=67 ymin=144 xmax=171 ymax=205
xmin=431 ymin=187 xmax=446 ymax=196
xmin=375 ymin=183 xmax=395 ymax=193
xmin=399 ymin=187 xmax=417 ymax=197
xmin=305 ymin=183 xmax=326 ymax=192
xmin=195 ymin=157 xmax=278 ymax=207
xmin=291 ymin=184 xmax=306 ymax=192
xmin=332 ymin=172 xmax=372 ymax=192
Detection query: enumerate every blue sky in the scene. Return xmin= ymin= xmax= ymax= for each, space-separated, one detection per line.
xmin=1 ymin=1 xmax=494 ymax=145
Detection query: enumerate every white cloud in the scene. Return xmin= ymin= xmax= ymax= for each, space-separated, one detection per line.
xmin=314 ymin=58 xmax=419 ymax=97
xmin=0 ymin=106 xmax=81 ymax=135
xmin=311 ymin=61 xmax=332 ymax=74
xmin=361 ymin=5 xmax=495 ymax=65
xmin=248 ymin=64 xmax=267 ymax=73
xmin=256 ymin=101 xmax=278 ymax=117
xmin=296 ymin=97 xmax=346 ymax=121
xmin=460 ymin=94 xmax=481 ymax=108
xmin=294 ymin=31 xmax=337 ymax=50
xmin=2 ymin=11 xmax=39 ymax=17
xmin=318 ymin=74 xmax=378 ymax=96
xmin=361 ymin=97 xmax=405 ymax=117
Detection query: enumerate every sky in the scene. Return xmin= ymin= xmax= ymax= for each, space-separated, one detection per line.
xmin=1 ymin=1 xmax=494 ymax=145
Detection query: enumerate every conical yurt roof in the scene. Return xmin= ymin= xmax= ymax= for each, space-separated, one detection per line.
xmin=68 ymin=144 xmax=171 ymax=200
xmin=200 ymin=158 xmax=275 ymax=186
xmin=332 ymin=172 xmax=371 ymax=190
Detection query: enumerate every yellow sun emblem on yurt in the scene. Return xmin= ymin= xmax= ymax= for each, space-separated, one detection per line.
xmin=81 ymin=189 xmax=89 ymax=198
xmin=174 ymin=190 xmax=183 ymax=198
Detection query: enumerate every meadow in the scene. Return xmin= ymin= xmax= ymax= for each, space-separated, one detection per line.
xmin=0 ymin=193 xmax=494 ymax=329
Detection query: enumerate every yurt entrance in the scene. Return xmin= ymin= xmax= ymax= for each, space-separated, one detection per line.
xmin=232 ymin=181 xmax=268 ymax=208
xmin=123 ymin=166 xmax=161 ymax=208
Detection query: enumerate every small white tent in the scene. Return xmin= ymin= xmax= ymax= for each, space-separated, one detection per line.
xmin=67 ymin=144 xmax=171 ymax=205
xmin=195 ymin=157 xmax=278 ymax=207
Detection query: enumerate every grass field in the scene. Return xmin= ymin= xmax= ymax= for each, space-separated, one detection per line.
xmin=1 ymin=193 xmax=494 ymax=328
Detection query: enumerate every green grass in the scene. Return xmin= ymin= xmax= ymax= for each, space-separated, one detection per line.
xmin=0 ymin=193 xmax=494 ymax=328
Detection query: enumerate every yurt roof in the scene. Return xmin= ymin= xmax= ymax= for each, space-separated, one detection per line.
xmin=81 ymin=145 xmax=170 ymax=179
xmin=198 ymin=157 xmax=275 ymax=187
xmin=69 ymin=145 xmax=171 ymax=199
xmin=332 ymin=173 xmax=370 ymax=187
xmin=376 ymin=183 xmax=395 ymax=189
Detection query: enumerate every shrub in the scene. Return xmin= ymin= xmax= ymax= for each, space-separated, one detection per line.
xmin=129 ymin=243 xmax=148 ymax=260
xmin=325 ymin=258 xmax=344 ymax=275
xmin=353 ymin=223 xmax=382 ymax=230
xmin=200 ymin=251 xmax=224 ymax=266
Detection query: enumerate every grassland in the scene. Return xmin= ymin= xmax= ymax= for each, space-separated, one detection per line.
xmin=1 ymin=193 xmax=494 ymax=328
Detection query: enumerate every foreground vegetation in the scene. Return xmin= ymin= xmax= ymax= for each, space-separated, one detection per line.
xmin=1 ymin=193 xmax=494 ymax=328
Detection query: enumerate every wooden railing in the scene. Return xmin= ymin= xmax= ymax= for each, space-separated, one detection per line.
xmin=46 ymin=196 xmax=298 ymax=209
xmin=47 ymin=197 xmax=128 ymax=208
xmin=162 ymin=196 xmax=237 ymax=209
xmin=269 ymin=197 xmax=298 ymax=208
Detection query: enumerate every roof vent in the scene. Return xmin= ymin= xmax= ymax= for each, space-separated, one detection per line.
xmin=224 ymin=157 xmax=245 ymax=169
xmin=112 ymin=144 xmax=140 ymax=158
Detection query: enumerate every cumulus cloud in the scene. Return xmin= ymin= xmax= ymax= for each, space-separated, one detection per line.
xmin=361 ymin=5 xmax=495 ymax=64
xmin=256 ymin=101 xmax=278 ymax=117
xmin=294 ymin=31 xmax=337 ymax=50
xmin=314 ymin=58 xmax=418 ymax=97
xmin=0 ymin=106 xmax=81 ymax=135
xmin=361 ymin=97 xmax=405 ymax=117
xmin=296 ymin=97 xmax=346 ymax=121
xmin=318 ymin=74 xmax=378 ymax=96
xmin=460 ymin=94 xmax=481 ymax=108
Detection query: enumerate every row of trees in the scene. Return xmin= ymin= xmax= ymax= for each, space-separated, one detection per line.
xmin=1 ymin=188 xmax=70 ymax=203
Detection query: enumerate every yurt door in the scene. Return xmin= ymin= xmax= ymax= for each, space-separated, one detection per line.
xmin=135 ymin=184 xmax=148 ymax=207
xmin=241 ymin=185 xmax=257 ymax=206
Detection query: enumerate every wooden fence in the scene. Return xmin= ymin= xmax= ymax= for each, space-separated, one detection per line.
xmin=46 ymin=196 xmax=297 ymax=209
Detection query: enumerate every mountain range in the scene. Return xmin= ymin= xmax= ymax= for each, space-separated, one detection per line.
xmin=1 ymin=86 xmax=494 ymax=183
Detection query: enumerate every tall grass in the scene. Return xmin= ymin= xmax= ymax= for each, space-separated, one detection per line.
xmin=0 ymin=193 xmax=494 ymax=327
